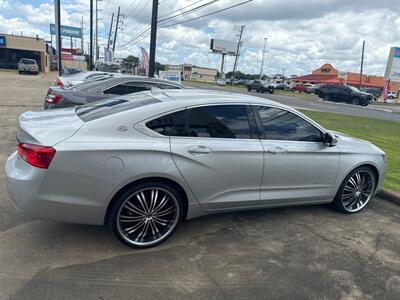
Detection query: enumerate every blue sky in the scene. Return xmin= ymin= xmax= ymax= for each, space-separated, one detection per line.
xmin=0 ymin=0 xmax=399 ymax=76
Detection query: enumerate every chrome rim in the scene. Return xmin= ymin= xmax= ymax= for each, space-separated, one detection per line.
xmin=341 ymin=170 xmax=375 ymax=212
xmin=117 ymin=187 xmax=180 ymax=247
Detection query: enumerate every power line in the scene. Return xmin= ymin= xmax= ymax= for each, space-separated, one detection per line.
xmin=158 ymin=0 xmax=208 ymax=18
xmin=118 ymin=0 xmax=253 ymax=50
xmin=161 ymin=0 xmax=254 ymax=28
xmin=119 ymin=0 xmax=218 ymax=48
xmin=158 ymin=0 xmax=219 ymax=23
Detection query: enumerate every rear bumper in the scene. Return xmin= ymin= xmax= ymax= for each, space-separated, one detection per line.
xmin=5 ymin=152 xmax=105 ymax=225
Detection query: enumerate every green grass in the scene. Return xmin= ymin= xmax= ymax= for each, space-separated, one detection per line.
xmin=299 ymin=110 xmax=400 ymax=193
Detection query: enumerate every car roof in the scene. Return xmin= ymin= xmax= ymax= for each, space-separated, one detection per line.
xmin=74 ymin=75 xmax=183 ymax=91
xmin=134 ymin=89 xmax=286 ymax=107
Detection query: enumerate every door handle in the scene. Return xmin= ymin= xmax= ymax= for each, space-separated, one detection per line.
xmin=268 ymin=146 xmax=287 ymax=154
xmin=188 ymin=145 xmax=212 ymax=155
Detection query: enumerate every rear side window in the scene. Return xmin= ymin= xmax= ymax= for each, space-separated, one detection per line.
xmin=255 ymin=106 xmax=323 ymax=142
xmin=146 ymin=110 xmax=186 ymax=136
xmin=146 ymin=105 xmax=254 ymax=139
xmin=76 ymin=94 xmax=159 ymax=122
xmin=158 ymin=84 xmax=181 ymax=90
xmin=104 ymin=82 xmax=152 ymax=95
xmin=187 ymin=105 xmax=252 ymax=139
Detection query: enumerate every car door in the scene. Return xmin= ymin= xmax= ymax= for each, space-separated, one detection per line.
xmin=162 ymin=104 xmax=264 ymax=209
xmin=253 ymin=105 xmax=340 ymax=205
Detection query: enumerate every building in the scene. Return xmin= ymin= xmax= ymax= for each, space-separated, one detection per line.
xmin=293 ymin=63 xmax=400 ymax=98
xmin=0 ymin=33 xmax=52 ymax=72
xmin=165 ymin=63 xmax=217 ymax=82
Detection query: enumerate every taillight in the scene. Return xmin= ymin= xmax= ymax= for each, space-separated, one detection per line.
xmin=56 ymin=78 xmax=64 ymax=87
xmin=46 ymin=93 xmax=63 ymax=104
xmin=17 ymin=143 xmax=56 ymax=169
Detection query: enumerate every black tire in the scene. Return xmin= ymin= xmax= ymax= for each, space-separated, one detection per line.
xmin=247 ymin=87 xmax=251 ymax=92
xmin=269 ymin=89 xmax=274 ymax=94
xmin=256 ymin=89 xmax=260 ymax=93
xmin=323 ymin=95 xmax=330 ymax=101
xmin=18 ymin=71 xmax=21 ymax=75
xmin=351 ymin=97 xmax=360 ymax=105
xmin=332 ymin=166 xmax=377 ymax=214
xmin=109 ymin=181 xmax=183 ymax=248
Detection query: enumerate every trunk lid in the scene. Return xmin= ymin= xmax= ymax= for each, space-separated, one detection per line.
xmin=17 ymin=109 xmax=84 ymax=146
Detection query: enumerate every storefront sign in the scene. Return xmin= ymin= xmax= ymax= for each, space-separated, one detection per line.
xmin=0 ymin=35 xmax=6 ymax=47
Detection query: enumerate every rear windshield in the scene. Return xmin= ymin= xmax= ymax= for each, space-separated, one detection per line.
xmin=21 ymin=59 xmax=35 ymax=64
xmin=75 ymin=94 xmax=160 ymax=122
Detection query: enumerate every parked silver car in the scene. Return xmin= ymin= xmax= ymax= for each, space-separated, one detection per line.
xmin=18 ymin=58 xmax=39 ymax=75
xmin=5 ymin=90 xmax=386 ymax=248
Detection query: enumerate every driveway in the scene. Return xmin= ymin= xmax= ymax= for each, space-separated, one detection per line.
xmin=1 ymin=71 xmax=399 ymax=299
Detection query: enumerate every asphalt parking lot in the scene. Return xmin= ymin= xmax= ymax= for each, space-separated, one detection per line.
xmin=1 ymin=71 xmax=400 ymax=300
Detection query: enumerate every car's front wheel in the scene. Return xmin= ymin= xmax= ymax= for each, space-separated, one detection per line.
xmin=351 ymin=97 xmax=360 ymax=105
xmin=109 ymin=181 xmax=183 ymax=248
xmin=333 ymin=166 xmax=376 ymax=214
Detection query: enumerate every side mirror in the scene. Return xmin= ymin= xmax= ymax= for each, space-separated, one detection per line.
xmin=324 ymin=131 xmax=338 ymax=147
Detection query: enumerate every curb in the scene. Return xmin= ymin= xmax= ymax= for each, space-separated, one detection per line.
xmin=378 ymin=190 xmax=400 ymax=206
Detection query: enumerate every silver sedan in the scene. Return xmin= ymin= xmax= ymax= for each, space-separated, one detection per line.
xmin=5 ymin=89 xmax=387 ymax=248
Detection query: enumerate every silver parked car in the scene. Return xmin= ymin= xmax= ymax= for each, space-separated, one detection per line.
xmin=5 ymin=90 xmax=386 ymax=248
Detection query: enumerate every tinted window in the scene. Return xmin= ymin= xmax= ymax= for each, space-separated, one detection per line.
xmin=76 ymin=94 xmax=159 ymax=122
xmin=146 ymin=105 xmax=253 ymax=139
xmin=256 ymin=106 xmax=322 ymax=142
xmin=159 ymin=84 xmax=181 ymax=90
xmin=104 ymin=82 xmax=151 ymax=95
xmin=187 ymin=105 xmax=252 ymax=139
xmin=146 ymin=110 xmax=186 ymax=136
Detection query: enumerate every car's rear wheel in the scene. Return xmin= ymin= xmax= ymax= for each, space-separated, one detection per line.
xmin=247 ymin=87 xmax=251 ymax=92
xmin=109 ymin=181 xmax=182 ymax=248
xmin=333 ymin=166 xmax=376 ymax=214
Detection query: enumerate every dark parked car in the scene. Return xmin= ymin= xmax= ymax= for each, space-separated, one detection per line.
xmin=60 ymin=67 xmax=84 ymax=77
xmin=315 ymin=85 xmax=373 ymax=106
xmin=246 ymin=80 xmax=274 ymax=93
xmin=44 ymin=76 xmax=183 ymax=109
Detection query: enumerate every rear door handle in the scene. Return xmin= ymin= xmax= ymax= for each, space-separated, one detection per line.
xmin=268 ymin=146 xmax=287 ymax=154
xmin=188 ymin=145 xmax=212 ymax=155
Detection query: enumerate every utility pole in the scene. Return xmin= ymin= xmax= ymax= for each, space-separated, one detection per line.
xmin=259 ymin=37 xmax=267 ymax=80
xmin=107 ymin=12 xmax=114 ymax=50
xmin=80 ymin=16 xmax=84 ymax=52
xmin=220 ymin=53 xmax=226 ymax=79
xmin=231 ymin=25 xmax=244 ymax=84
xmin=112 ymin=6 xmax=121 ymax=52
xmin=54 ymin=0 xmax=62 ymax=75
xmin=148 ymin=0 xmax=159 ymax=77
xmin=89 ymin=0 xmax=93 ymax=70
xmin=95 ymin=0 xmax=102 ymax=61
xmin=359 ymin=40 xmax=365 ymax=89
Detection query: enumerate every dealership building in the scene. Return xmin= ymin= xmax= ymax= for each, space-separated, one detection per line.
xmin=0 ymin=33 xmax=52 ymax=72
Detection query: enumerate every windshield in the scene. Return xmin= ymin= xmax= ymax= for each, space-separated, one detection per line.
xmin=348 ymin=85 xmax=360 ymax=92
xmin=98 ymin=64 xmax=120 ymax=73
xmin=75 ymin=93 xmax=160 ymax=122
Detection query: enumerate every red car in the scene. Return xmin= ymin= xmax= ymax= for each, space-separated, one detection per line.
xmin=291 ymin=84 xmax=307 ymax=92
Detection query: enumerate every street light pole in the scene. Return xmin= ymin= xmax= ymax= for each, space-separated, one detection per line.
xmin=259 ymin=37 xmax=267 ymax=80
xmin=148 ymin=0 xmax=159 ymax=77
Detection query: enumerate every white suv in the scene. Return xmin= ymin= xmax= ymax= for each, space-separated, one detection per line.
xmin=18 ymin=58 xmax=39 ymax=75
